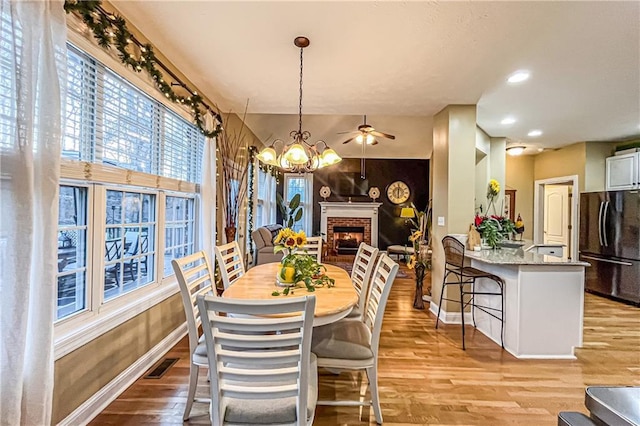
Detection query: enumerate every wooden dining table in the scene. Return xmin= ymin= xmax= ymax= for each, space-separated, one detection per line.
xmin=222 ymin=262 xmax=358 ymax=326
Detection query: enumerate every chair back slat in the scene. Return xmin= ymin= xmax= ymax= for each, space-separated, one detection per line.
xmin=442 ymin=236 xmax=465 ymax=269
xmin=214 ymin=241 xmax=246 ymax=289
xmin=365 ymin=254 xmax=399 ymax=352
xmin=300 ymin=236 xmax=323 ymax=263
xmin=171 ymin=251 xmax=215 ymax=356
xmin=351 ymin=243 xmax=379 ymax=316
xmin=197 ymin=295 xmax=316 ymax=425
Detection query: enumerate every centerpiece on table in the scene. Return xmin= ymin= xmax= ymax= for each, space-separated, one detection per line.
xmin=272 ymin=228 xmax=335 ymax=295
xmin=473 ymin=179 xmax=516 ymax=249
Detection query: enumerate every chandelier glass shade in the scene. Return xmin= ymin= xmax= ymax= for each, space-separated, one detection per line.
xmin=256 ymin=36 xmax=342 ymax=173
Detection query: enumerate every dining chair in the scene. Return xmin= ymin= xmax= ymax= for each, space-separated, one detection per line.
xmin=346 ymin=242 xmax=379 ymax=320
xmin=171 ymin=250 xmax=216 ymax=421
xmin=197 ymin=294 xmax=318 ymax=425
xmin=214 ymin=241 xmax=245 ymax=289
xmin=300 ymin=236 xmax=323 ymax=263
xmin=311 ymin=253 xmax=399 ymax=424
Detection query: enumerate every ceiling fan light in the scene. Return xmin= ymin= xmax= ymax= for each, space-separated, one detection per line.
xmin=256 ymin=147 xmax=278 ymax=166
xmin=321 ymin=148 xmax=342 ymax=166
xmin=356 ymin=134 xmax=364 ymax=144
xmin=283 ymin=143 xmax=309 ymax=164
xmin=366 ymin=134 xmax=375 ymax=144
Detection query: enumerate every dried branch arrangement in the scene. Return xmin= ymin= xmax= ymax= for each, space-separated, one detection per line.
xmin=217 ymin=108 xmax=251 ymax=239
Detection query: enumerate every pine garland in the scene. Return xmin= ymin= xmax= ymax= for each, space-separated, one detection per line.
xmin=247 ymin=145 xmax=257 ymax=254
xmin=64 ymin=0 xmax=222 ymax=138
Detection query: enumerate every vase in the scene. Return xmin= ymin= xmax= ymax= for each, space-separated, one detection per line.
xmin=413 ymin=263 xmax=426 ymax=310
xmin=224 ymin=226 xmax=236 ymax=243
xmin=276 ymin=263 xmax=296 ymax=286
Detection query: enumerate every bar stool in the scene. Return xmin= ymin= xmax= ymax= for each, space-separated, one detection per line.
xmin=436 ymin=236 xmax=505 ymax=350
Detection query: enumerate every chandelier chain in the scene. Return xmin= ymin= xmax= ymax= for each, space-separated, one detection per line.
xmin=298 ymin=46 xmax=304 ymax=134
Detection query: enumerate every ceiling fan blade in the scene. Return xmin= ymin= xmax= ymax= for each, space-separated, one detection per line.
xmin=337 ymin=131 xmax=357 ymax=135
xmin=370 ymin=130 xmax=396 ymax=140
xmin=342 ymin=137 xmax=356 ymax=144
xmin=371 ymin=139 xmax=379 ymax=146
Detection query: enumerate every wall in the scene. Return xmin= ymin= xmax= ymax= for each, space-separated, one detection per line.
xmin=505 ymin=155 xmax=535 ymax=240
xmin=475 ymin=128 xmax=490 ymax=211
xmin=52 ymin=295 xmax=185 ymax=423
xmin=534 ymin=142 xmax=586 ymax=191
xmin=489 ymin=137 xmax=507 ymax=215
xmin=311 ymin=158 xmax=430 ymax=249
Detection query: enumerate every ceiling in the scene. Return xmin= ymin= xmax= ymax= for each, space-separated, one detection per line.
xmin=112 ymin=1 xmax=640 ymax=159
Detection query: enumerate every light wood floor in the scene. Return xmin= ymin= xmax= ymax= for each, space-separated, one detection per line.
xmin=90 ymin=265 xmax=640 ymax=425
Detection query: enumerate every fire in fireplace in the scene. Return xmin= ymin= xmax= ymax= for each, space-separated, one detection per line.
xmin=333 ymin=226 xmax=365 ymax=254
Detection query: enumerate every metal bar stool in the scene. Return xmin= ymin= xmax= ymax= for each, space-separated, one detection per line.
xmin=435 ymin=236 xmax=505 ymax=350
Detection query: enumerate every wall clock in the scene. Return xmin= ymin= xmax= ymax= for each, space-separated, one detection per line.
xmin=387 ymin=181 xmax=410 ymax=204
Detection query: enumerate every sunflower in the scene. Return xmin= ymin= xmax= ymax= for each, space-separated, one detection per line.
xmin=295 ymin=230 xmax=307 ymax=247
xmin=409 ymin=230 xmax=423 ymax=242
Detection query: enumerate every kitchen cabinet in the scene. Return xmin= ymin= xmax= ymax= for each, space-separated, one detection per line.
xmin=606 ymin=152 xmax=639 ymax=190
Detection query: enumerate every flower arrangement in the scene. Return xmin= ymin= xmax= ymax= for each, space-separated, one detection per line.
xmin=474 ymin=214 xmax=515 ymax=249
xmin=486 ymin=179 xmax=500 ymax=215
xmin=407 ymin=230 xmax=431 ymax=271
xmin=272 ymin=228 xmax=335 ymax=295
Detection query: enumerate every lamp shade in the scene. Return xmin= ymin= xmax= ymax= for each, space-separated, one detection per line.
xmin=320 ymin=148 xmax=341 ymax=166
xmin=400 ymin=207 xmax=415 ymax=218
xmin=256 ymin=147 xmax=278 ymax=166
xmin=283 ymin=143 xmax=309 ymax=165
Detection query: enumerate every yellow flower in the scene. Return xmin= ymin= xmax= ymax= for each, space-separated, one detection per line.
xmin=409 ymin=230 xmax=423 ymax=242
xmin=488 ymin=179 xmax=500 ymax=195
xmin=295 ymin=230 xmax=307 ymax=247
xmin=407 ymin=255 xmax=416 ymax=270
xmin=274 ymin=229 xmax=285 ymax=244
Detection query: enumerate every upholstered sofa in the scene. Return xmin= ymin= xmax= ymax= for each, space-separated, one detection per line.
xmin=251 ymin=224 xmax=284 ymax=265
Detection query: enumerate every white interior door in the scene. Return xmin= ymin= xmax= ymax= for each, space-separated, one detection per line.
xmin=543 ymin=184 xmax=569 ymax=260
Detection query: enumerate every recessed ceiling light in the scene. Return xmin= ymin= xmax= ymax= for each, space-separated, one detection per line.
xmin=501 ymin=117 xmax=516 ymax=125
xmin=507 ymin=70 xmax=530 ymax=83
xmin=506 ymin=146 xmax=526 ymax=156
xmin=528 ymin=130 xmax=543 ymax=137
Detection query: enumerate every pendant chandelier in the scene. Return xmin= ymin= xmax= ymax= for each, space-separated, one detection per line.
xmin=256 ymin=36 xmax=342 ymax=172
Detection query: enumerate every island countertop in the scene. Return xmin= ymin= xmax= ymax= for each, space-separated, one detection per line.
xmin=465 ymin=247 xmax=590 ymax=266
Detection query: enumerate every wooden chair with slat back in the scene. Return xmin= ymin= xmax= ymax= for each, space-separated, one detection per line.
xmin=197 ymin=294 xmax=318 ymax=425
xmin=214 ymin=241 xmax=245 ymax=289
xmin=300 ymin=236 xmax=323 ymax=263
xmin=346 ymin=242 xmax=379 ymax=320
xmin=311 ymin=254 xmax=399 ymax=424
xmin=171 ymin=251 xmax=215 ymax=421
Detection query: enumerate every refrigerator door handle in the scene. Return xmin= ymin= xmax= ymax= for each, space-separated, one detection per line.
xmin=597 ymin=201 xmax=604 ymax=247
xmin=581 ymin=255 xmax=633 ymax=266
xmin=602 ymin=201 xmax=610 ymax=247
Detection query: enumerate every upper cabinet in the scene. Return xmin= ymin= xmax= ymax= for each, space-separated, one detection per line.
xmin=606 ymin=152 xmax=639 ymax=190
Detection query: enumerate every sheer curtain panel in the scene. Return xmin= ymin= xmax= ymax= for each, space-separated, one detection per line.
xmin=198 ymin=114 xmax=216 ymax=262
xmin=0 ymin=1 xmax=67 ymax=424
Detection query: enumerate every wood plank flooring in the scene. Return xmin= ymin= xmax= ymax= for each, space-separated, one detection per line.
xmin=90 ymin=264 xmax=640 ymax=425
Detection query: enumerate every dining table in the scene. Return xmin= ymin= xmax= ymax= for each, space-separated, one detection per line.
xmin=222 ymin=262 xmax=358 ymax=327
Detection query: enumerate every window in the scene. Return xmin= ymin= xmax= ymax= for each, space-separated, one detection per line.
xmin=255 ymin=167 xmax=276 ymax=227
xmin=56 ymin=185 xmax=89 ymax=320
xmin=162 ymin=110 xmax=203 ymax=182
xmin=164 ymin=195 xmax=196 ymax=276
xmin=63 ymin=47 xmax=96 ymax=160
xmin=284 ymin=173 xmax=313 ymax=235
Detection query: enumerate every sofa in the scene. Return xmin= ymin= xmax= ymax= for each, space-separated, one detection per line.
xmin=252 ymin=224 xmax=284 ymax=265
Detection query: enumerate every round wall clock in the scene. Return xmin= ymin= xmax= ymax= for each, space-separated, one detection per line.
xmin=387 ymin=180 xmax=410 ymax=204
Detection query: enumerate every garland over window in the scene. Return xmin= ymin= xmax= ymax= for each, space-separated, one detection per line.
xmin=64 ymin=0 xmax=222 ymax=138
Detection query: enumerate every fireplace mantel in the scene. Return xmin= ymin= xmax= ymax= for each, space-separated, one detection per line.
xmin=320 ymin=202 xmax=382 ymax=248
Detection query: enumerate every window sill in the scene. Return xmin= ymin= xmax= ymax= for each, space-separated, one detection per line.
xmin=54 ymin=279 xmax=179 ymax=360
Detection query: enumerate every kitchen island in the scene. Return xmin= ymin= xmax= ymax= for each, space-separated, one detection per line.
xmin=451 ymin=247 xmax=589 ymax=359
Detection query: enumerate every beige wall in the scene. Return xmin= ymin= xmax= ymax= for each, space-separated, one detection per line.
xmin=475 ymin=128 xmax=490 ymax=212
xmin=585 ymin=142 xmax=617 ymax=192
xmin=52 ymin=295 xmax=185 ymax=423
xmin=431 ymin=105 xmax=477 ymax=311
xmin=489 ymin=137 xmax=506 ymax=216
xmin=534 ymin=142 xmax=586 ymax=191
xmin=505 ymin=155 xmax=535 ymax=240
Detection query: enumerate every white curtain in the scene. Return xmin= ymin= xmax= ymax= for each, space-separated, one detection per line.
xmin=0 ymin=1 xmax=67 ymax=424
xmin=263 ymin=172 xmax=277 ymax=225
xmin=198 ymin=114 xmax=216 ymax=263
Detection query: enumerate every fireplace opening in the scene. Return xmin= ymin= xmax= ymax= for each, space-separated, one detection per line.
xmin=333 ymin=226 xmax=364 ymax=254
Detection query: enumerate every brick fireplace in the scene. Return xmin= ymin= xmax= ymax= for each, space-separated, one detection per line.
xmin=320 ymin=202 xmax=382 ymax=248
xmin=328 ymin=221 xmax=369 ymax=254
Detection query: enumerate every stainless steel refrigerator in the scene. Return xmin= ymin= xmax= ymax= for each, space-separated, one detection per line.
xmin=579 ymin=191 xmax=640 ymax=305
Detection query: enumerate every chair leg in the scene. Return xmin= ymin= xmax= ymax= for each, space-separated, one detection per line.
xmin=366 ymin=366 xmax=383 ymax=425
xmin=183 ymin=363 xmax=199 ymax=421
xmin=500 ymin=282 xmax=505 ymax=348
xmin=459 ymin=283 xmax=466 ymax=350
xmin=471 ymin=280 xmax=477 ymax=328
xmin=435 ymin=276 xmax=446 ymax=329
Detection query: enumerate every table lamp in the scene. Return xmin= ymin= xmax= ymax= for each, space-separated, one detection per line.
xmin=400 ymin=207 xmax=415 ymax=225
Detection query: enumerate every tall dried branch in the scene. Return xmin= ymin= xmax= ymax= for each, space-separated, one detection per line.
xmin=217 ymin=102 xmax=251 ymax=230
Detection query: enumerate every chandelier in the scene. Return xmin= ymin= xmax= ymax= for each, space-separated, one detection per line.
xmin=256 ymin=36 xmax=342 ymax=172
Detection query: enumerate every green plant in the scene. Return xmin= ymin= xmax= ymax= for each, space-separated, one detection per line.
xmin=476 ymin=217 xmax=502 ymax=249
xmin=277 ymin=193 xmax=303 ymax=228
xmin=271 ymin=253 xmax=335 ymax=296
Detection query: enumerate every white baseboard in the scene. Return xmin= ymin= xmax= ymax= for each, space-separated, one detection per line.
xmin=429 ymin=301 xmax=473 ymax=324
xmin=58 ymin=323 xmax=187 ymax=426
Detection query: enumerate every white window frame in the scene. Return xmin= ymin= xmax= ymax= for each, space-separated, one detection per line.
xmin=163 ymin=192 xmax=197 ymax=277
xmin=284 ymin=173 xmax=314 ymax=235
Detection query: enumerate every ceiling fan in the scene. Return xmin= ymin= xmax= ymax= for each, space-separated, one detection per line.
xmin=340 ymin=115 xmax=396 ymax=146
